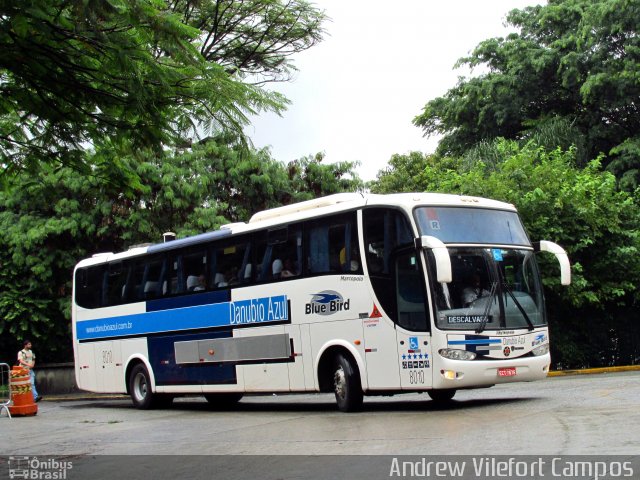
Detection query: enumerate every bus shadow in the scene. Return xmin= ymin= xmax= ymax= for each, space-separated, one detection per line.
xmin=66 ymin=394 xmax=540 ymax=414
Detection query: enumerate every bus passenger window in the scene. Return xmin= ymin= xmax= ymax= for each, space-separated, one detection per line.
xmin=212 ymin=240 xmax=250 ymax=287
xmin=306 ymin=213 xmax=358 ymax=275
xmin=75 ymin=266 xmax=104 ymax=309
xmin=106 ymin=262 xmax=128 ymax=306
xmin=182 ymin=249 xmax=207 ymax=292
xmin=257 ymin=225 xmax=302 ymax=282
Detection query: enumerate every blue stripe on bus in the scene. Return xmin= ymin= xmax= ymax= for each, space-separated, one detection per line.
xmin=76 ymin=295 xmax=289 ymax=341
xmin=146 ymin=289 xmax=230 ymax=312
xmin=448 ymin=339 xmax=502 ymax=345
xmin=149 ymin=330 xmax=237 ymax=386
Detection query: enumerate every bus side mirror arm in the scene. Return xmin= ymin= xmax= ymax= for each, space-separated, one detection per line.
xmin=533 ymin=240 xmax=571 ymax=286
xmin=418 ymin=235 xmax=452 ymax=283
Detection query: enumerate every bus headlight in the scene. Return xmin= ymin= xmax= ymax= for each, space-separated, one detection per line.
xmin=438 ymin=349 xmax=477 ymax=361
xmin=532 ymin=344 xmax=550 ymax=356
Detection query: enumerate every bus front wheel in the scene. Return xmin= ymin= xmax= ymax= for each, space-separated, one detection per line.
xmin=428 ymin=389 xmax=456 ymax=404
xmin=129 ymin=363 xmax=158 ymax=409
xmin=333 ymin=353 xmax=363 ymax=412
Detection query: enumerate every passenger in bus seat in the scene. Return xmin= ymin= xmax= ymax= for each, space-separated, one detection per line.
xmin=226 ymin=266 xmax=239 ymax=285
xmin=194 ymin=274 xmax=207 ymax=291
xmin=461 ymin=273 xmax=490 ymax=307
xmin=280 ymin=258 xmax=297 ymax=278
xmin=340 ymin=246 xmax=361 ymax=272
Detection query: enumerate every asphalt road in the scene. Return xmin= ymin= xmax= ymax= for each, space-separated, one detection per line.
xmin=2 ymin=371 xmax=639 ymax=479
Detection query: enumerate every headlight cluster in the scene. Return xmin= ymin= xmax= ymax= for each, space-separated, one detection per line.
xmin=532 ymin=343 xmax=550 ymax=356
xmin=438 ymin=349 xmax=477 ymax=361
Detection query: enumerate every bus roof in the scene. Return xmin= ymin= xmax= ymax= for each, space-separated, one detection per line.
xmin=75 ymin=192 xmax=517 ymax=267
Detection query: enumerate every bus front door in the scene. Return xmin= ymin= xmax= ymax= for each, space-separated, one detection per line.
xmin=395 ymin=249 xmax=433 ymax=390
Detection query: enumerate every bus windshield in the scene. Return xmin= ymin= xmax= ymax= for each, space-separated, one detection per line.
xmin=429 ymin=248 xmax=547 ymax=331
xmin=415 ymin=207 xmax=530 ymax=246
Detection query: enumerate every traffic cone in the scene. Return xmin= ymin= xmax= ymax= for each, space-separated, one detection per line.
xmin=8 ymin=366 xmax=38 ymax=416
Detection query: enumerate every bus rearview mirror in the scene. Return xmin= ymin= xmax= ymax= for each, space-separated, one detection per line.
xmin=534 ymin=240 xmax=571 ymax=286
xmin=420 ymin=235 xmax=452 ymax=283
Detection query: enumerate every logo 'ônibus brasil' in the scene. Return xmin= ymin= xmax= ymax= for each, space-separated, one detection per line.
xmin=305 ymin=290 xmax=350 ymax=316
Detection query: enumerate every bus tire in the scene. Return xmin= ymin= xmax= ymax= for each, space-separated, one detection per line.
xmin=129 ymin=363 xmax=157 ymax=409
xmin=333 ymin=353 xmax=363 ymax=412
xmin=428 ymin=389 xmax=456 ymax=404
xmin=204 ymin=393 xmax=243 ymax=409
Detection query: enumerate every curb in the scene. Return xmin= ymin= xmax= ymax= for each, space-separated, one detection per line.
xmin=41 ymin=394 xmax=128 ymax=402
xmin=548 ymin=365 xmax=640 ymax=377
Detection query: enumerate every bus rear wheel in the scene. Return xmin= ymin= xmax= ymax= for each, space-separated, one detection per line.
xmin=428 ymin=389 xmax=456 ymax=404
xmin=333 ymin=353 xmax=363 ymax=412
xmin=129 ymin=363 xmax=158 ymax=409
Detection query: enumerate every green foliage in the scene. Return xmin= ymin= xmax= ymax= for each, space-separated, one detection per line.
xmin=169 ymin=0 xmax=327 ymax=83
xmin=371 ymin=140 xmax=640 ymax=368
xmin=286 ymin=152 xmax=363 ymax=201
xmin=0 ymin=137 xmax=362 ymax=362
xmin=414 ymin=0 xmax=640 ymax=190
xmin=0 ymin=0 xmax=328 ymax=180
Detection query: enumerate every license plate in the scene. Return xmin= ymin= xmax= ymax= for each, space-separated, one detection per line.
xmin=498 ymin=367 xmax=517 ymax=377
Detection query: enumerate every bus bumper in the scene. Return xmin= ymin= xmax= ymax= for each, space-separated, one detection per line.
xmin=432 ymin=353 xmax=551 ymax=389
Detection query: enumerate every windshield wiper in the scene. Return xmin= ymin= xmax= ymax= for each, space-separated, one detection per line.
xmin=475 ymin=281 xmax=498 ymax=334
xmin=502 ymin=281 xmax=535 ymax=331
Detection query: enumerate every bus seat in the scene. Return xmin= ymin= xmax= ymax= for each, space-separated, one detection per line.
xmin=242 ymin=263 xmax=252 ymax=282
xmin=272 ymin=259 xmax=283 ymax=279
xmin=186 ymin=275 xmax=199 ymax=291
xmin=144 ymin=281 xmax=158 ymax=298
xmin=214 ymin=272 xmax=226 ymax=287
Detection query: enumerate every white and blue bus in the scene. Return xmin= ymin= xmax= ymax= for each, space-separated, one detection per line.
xmin=72 ymin=193 xmax=570 ymax=411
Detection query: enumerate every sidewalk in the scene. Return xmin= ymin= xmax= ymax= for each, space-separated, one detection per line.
xmin=547 ymin=364 xmax=640 ymax=377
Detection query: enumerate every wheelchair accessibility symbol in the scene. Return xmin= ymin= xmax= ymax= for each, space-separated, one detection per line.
xmin=409 ymin=337 xmax=419 ymax=350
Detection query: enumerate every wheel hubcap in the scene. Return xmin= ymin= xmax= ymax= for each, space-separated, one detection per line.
xmin=334 ymin=366 xmax=346 ymax=400
xmin=134 ymin=373 xmax=147 ymax=401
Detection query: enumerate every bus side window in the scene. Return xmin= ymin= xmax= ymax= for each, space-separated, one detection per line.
xmin=183 ymin=248 xmax=207 ymax=291
xmin=106 ymin=262 xmax=129 ymax=306
xmin=259 ymin=225 xmax=302 ymax=281
xmin=306 ymin=213 xmax=358 ymax=275
xmin=75 ymin=266 xmax=104 ymax=309
xmin=213 ymin=239 xmax=250 ymax=287
xmin=166 ymin=255 xmax=181 ymax=295
xmin=308 ymin=224 xmax=329 ymax=273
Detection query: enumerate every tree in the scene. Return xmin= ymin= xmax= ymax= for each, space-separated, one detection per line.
xmin=0 ymin=0 xmax=326 ymax=178
xmin=0 ymin=136 xmax=362 ymax=362
xmin=370 ymin=140 xmax=640 ymax=368
xmin=285 ymin=152 xmax=363 ymax=200
xmin=169 ymin=0 xmax=326 ymax=83
xmin=372 ymin=151 xmax=460 ymax=194
xmin=413 ymin=0 xmax=640 ymax=190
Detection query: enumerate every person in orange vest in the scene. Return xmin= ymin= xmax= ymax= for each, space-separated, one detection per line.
xmin=17 ymin=339 xmax=41 ymax=402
